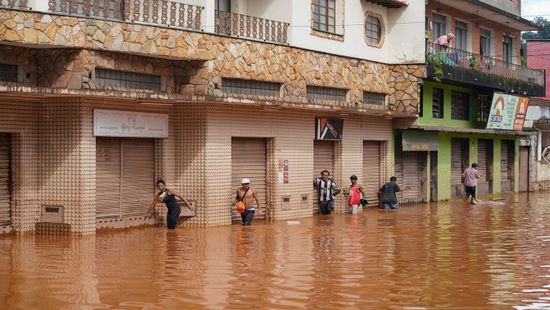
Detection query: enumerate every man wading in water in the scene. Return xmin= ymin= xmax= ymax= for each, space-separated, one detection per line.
xmin=234 ymin=178 xmax=261 ymax=226
xmin=314 ymin=170 xmax=338 ymax=215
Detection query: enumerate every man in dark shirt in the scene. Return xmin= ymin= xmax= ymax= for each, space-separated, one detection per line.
xmin=379 ymin=176 xmax=401 ymax=210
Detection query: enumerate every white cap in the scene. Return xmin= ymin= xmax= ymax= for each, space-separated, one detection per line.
xmin=240 ymin=178 xmax=251 ymax=184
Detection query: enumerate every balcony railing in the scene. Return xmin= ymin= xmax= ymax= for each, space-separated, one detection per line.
xmin=44 ymin=0 xmax=203 ymax=30
xmin=426 ymin=42 xmax=545 ymax=87
xmin=0 ymin=0 xmax=28 ymax=9
xmin=215 ymin=10 xmax=289 ymax=44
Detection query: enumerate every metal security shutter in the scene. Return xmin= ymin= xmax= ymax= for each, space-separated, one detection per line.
xmin=394 ymin=138 xmax=403 ymax=200
xmin=501 ymin=141 xmax=512 ymax=192
xmin=520 ymin=147 xmax=529 ymax=192
xmin=363 ymin=141 xmax=381 ymax=206
xmin=451 ymin=138 xmax=468 ymax=197
xmin=232 ymin=138 xmax=267 ymax=222
xmin=477 ymin=140 xmax=489 ymax=195
xmin=0 ymin=134 xmax=11 ymax=226
xmin=96 ymin=138 xmax=121 ymax=218
xmin=121 ymin=139 xmax=155 ymax=216
xmin=96 ymin=138 xmax=154 ymax=218
xmin=313 ymin=141 xmax=334 ymax=212
xmin=402 ymin=151 xmax=420 ymax=201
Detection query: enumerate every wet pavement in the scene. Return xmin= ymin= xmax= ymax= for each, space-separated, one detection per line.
xmin=0 ymin=193 xmax=549 ymax=310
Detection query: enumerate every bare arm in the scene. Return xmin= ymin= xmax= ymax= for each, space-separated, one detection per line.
xmin=168 ymin=189 xmax=192 ymax=209
xmin=148 ymin=193 xmax=160 ymax=210
xmin=359 ymin=185 xmax=366 ymax=196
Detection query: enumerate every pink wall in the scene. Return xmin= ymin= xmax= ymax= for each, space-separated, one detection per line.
xmin=527 ymin=40 xmax=550 ymax=99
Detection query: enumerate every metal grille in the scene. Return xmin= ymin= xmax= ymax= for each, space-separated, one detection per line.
xmin=221 ymin=78 xmax=281 ymax=97
xmin=95 ymin=68 xmax=161 ymax=91
xmin=363 ymin=92 xmax=386 ymax=105
xmin=307 ymin=86 xmax=347 ymax=102
xmin=432 ymin=87 xmax=444 ymax=119
xmin=0 ymin=64 xmax=18 ymax=82
xmin=451 ymin=90 xmax=470 ymax=120
xmin=365 ymin=15 xmax=382 ymax=45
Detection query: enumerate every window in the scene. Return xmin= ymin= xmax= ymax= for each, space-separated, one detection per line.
xmin=365 ymin=13 xmax=383 ymax=47
xmin=432 ymin=87 xmax=444 ymax=119
xmin=363 ymin=91 xmax=386 ymax=105
xmin=313 ymin=0 xmax=336 ymax=33
xmin=451 ymin=91 xmax=470 ymax=120
xmin=480 ymin=29 xmax=492 ymax=56
xmin=95 ymin=68 xmax=162 ymax=91
xmin=216 ymin=0 xmax=231 ymax=12
xmin=307 ymin=86 xmax=347 ymax=102
xmin=222 ymin=78 xmax=281 ymax=97
xmin=503 ymin=35 xmax=513 ymax=63
xmin=0 ymin=64 xmax=18 ymax=82
xmin=432 ymin=13 xmax=447 ymax=40
xmin=455 ymin=21 xmax=468 ymax=51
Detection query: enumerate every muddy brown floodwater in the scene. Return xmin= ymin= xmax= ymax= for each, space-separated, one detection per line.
xmin=0 ymin=193 xmax=549 ymax=310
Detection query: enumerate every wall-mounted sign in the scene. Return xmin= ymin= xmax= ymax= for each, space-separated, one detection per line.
xmin=93 ymin=109 xmax=169 ymax=138
xmin=402 ymin=131 xmax=439 ymax=151
xmin=315 ymin=118 xmax=343 ymax=140
xmin=486 ymin=92 xmax=530 ymax=131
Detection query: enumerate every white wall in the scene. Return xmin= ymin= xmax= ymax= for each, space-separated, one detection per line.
xmin=245 ymin=0 xmax=292 ymax=23
xmin=288 ymin=0 xmax=425 ymax=64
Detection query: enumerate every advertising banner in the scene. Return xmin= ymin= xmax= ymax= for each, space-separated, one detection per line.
xmin=94 ymin=109 xmax=169 ymax=138
xmin=486 ymin=92 xmax=529 ymax=131
xmin=315 ymin=118 xmax=343 ymax=140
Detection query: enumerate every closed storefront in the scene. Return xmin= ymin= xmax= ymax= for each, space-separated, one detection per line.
xmin=451 ymin=138 xmax=469 ymax=198
xmin=0 ymin=134 xmax=11 ymax=226
xmin=394 ymin=140 xmax=427 ymax=203
xmin=363 ymin=141 xmax=381 ymax=206
xmin=313 ymin=140 xmax=334 ymax=212
xmin=520 ymin=147 xmax=529 ymax=192
xmin=477 ymin=139 xmax=493 ymax=195
xmin=96 ymin=138 xmax=155 ymax=218
xmin=231 ymin=138 xmax=267 ymax=222
xmin=501 ymin=140 xmax=514 ymax=192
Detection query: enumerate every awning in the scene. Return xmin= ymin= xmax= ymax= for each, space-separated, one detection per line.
xmin=365 ymin=0 xmax=408 ymax=8
xmin=402 ymin=131 xmax=439 ymax=151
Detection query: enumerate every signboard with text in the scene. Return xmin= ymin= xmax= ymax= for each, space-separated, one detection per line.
xmin=93 ymin=109 xmax=169 ymax=138
xmin=486 ymin=92 xmax=529 ymax=131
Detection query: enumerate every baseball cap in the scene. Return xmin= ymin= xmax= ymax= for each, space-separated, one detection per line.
xmin=240 ymin=178 xmax=251 ymax=184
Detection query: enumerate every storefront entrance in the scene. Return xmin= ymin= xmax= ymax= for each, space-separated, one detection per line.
xmin=314 ymin=140 xmax=335 ymax=213
xmin=231 ymin=138 xmax=267 ymax=222
xmin=477 ymin=139 xmax=493 ymax=195
xmin=501 ymin=140 xmax=515 ymax=192
xmin=520 ymin=147 xmax=529 ymax=192
xmin=451 ymin=138 xmax=469 ymax=198
xmin=96 ymin=138 xmax=155 ymax=219
xmin=363 ymin=141 xmax=382 ymax=207
xmin=0 ymin=134 xmax=11 ymax=226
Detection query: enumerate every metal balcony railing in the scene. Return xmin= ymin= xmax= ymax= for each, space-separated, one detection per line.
xmin=426 ymin=42 xmax=545 ymax=87
xmin=35 ymin=0 xmax=203 ymax=30
xmin=0 ymin=0 xmax=28 ymax=9
xmin=215 ymin=10 xmax=289 ymax=44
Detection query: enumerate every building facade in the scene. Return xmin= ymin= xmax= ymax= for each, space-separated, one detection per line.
xmin=0 ymin=0 xmax=425 ymax=234
xmin=394 ymin=0 xmax=545 ymax=202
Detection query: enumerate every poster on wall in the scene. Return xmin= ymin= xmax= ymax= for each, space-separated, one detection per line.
xmin=277 ymin=160 xmax=289 ymax=184
xmin=486 ymin=92 xmax=530 ymax=131
xmin=315 ymin=118 xmax=343 ymax=140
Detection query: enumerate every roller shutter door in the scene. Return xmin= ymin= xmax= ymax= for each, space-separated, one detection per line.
xmin=232 ymin=138 xmax=267 ymax=222
xmin=520 ymin=147 xmax=529 ymax=192
xmin=501 ymin=141 xmax=512 ymax=192
xmin=363 ymin=141 xmax=381 ymax=206
xmin=313 ymin=141 xmax=334 ymax=212
xmin=477 ymin=140 xmax=489 ymax=195
xmin=451 ymin=138 xmax=468 ymax=197
xmin=96 ymin=138 xmax=155 ymax=218
xmin=0 ymin=134 xmax=11 ymax=226
xmin=401 ymin=151 xmax=421 ymax=202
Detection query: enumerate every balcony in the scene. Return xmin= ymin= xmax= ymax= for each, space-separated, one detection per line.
xmin=0 ymin=0 xmax=204 ymax=30
xmin=214 ymin=10 xmax=289 ymax=44
xmin=426 ymin=42 xmax=546 ymax=97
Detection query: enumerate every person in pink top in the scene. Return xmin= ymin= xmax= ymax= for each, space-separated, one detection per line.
xmin=463 ymin=163 xmax=481 ymax=204
xmin=344 ymin=175 xmax=366 ymax=214
xmin=434 ymin=33 xmax=455 ymax=48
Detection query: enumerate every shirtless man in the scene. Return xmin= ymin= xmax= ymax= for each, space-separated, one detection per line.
xmin=234 ymin=178 xmax=261 ymax=226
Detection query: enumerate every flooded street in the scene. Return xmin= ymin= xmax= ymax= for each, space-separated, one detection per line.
xmin=0 ymin=193 xmax=549 ymax=310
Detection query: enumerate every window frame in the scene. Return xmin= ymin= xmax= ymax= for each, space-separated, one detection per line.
xmin=312 ymin=0 xmax=337 ymax=34
xmin=451 ymin=90 xmax=470 ymax=121
xmin=503 ymin=35 xmax=513 ymax=63
xmin=364 ymin=12 xmax=384 ymax=48
xmin=455 ymin=20 xmax=469 ymax=51
xmin=432 ymin=13 xmax=447 ymax=41
xmin=432 ymin=87 xmax=444 ymax=119
xmin=480 ymin=28 xmax=492 ymax=57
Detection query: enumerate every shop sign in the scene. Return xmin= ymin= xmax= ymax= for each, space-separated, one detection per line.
xmin=402 ymin=131 xmax=438 ymax=151
xmin=486 ymin=92 xmax=529 ymax=131
xmin=315 ymin=118 xmax=343 ymax=140
xmin=94 ymin=109 xmax=169 ymax=138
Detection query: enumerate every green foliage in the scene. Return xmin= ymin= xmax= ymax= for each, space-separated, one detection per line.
xmin=426 ymin=54 xmax=444 ymax=82
xmin=469 ymin=56 xmax=478 ymax=71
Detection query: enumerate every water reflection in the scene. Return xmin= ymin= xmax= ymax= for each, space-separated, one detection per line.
xmin=0 ymin=192 xmax=549 ymax=309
